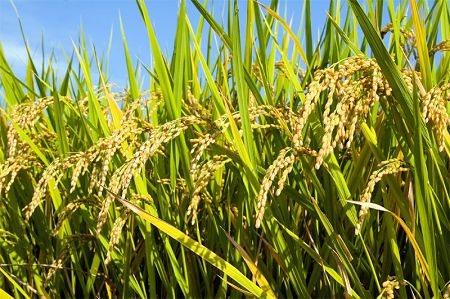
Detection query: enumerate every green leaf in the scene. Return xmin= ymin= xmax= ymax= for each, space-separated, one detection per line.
xmin=114 ymin=195 xmax=270 ymax=298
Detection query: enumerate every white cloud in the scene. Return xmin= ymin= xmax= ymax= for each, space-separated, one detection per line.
xmin=2 ymin=40 xmax=30 ymax=67
xmin=1 ymin=39 xmax=69 ymax=80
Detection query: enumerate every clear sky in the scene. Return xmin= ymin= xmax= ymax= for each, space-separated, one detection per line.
xmin=0 ymin=0 xmax=331 ymax=90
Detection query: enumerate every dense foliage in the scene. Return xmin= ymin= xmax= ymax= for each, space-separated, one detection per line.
xmin=1 ymin=0 xmax=450 ymax=298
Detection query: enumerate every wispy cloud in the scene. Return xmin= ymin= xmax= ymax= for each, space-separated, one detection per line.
xmin=1 ymin=39 xmax=70 ymax=80
xmin=2 ymin=40 xmax=31 ymax=67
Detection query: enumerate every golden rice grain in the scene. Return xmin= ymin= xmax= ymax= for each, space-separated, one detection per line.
xmin=380 ymin=277 xmax=401 ymax=299
xmin=421 ymin=83 xmax=450 ymax=151
xmin=443 ymin=283 xmax=450 ymax=299
xmin=44 ymin=246 xmax=69 ymax=286
xmin=96 ymin=172 xmax=122 ymax=236
xmin=95 ymin=116 xmax=204 ymax=234
xmin=190 ymin=132 xmax=217 ymax=175
xmin=53 ymin=197 xmax=99 ymax=235
xmin=24 ymin=159 xmax=64 ymax=220
xmin=429 ymin=39 xmax=450 ymax=56
xmin=255 ymin=146 xmax=316 ymax=228
xmin=290 ymin=55 xmax=419 ymax=169
xmin=105 ymin=209 xmax=130 ymax=265
xmin=355 ymin=159 xmax=408 ymax=235
xmin=187 ymin=155 xmax=230 ymax=225
xmin=185 ymin=86 xmax=210 ymax=118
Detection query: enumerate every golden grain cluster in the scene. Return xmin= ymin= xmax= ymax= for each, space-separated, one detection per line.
xmin=1 ymin=53 xmax=448 ymax=246
xmin=292 ymin=55 xmax=421 ymax=169
xmin=1 ymin=41 xmax=449 ymax=297
xmin=381 ymin=277 xmax=402 ymax=299
xmin=355 ymin=158 xmax=408 ymax=235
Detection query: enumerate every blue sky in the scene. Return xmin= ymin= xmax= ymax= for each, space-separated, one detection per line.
xmin=0 ymin=0 xmax=331 ymax=90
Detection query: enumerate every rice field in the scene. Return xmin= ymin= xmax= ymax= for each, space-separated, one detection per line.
xmin=1 ymin=0 xmax=450 ymax=298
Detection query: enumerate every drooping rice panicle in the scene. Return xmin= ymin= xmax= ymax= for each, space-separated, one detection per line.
xmin=105 ymin=209 xmax=130 ymax=265
xmin=421 ymin=83 xmax=450 ymax=151
xmin=380 ymin=277 xmax=402 ymax=299
xmin=255 ymin=146 xmax=316 ymax=228
xmin=1 ymin=2 xmax=450 ymax=298
xmin=429 ymin=39 xmax=450 ymax=56
xmin=96 ymin=116 xmax=204 ymax=234
xmin=190 ymin=132 xmax=218 ymax=175
xmin=444 ymin=283 xmax=450 ymax=299
xmin=24 ymin=157 xmax=76 ymax=220
xmin=355 ymin=159 xmax=408 ymax=235
xmin=44 ymin=246 xmax=70 ymax=287
xmin=187 ymin=155 xmax=230 ymax=225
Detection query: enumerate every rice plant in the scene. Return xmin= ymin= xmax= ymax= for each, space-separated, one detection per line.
xmin=1 ymin=0 xmax=449 ymax=298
